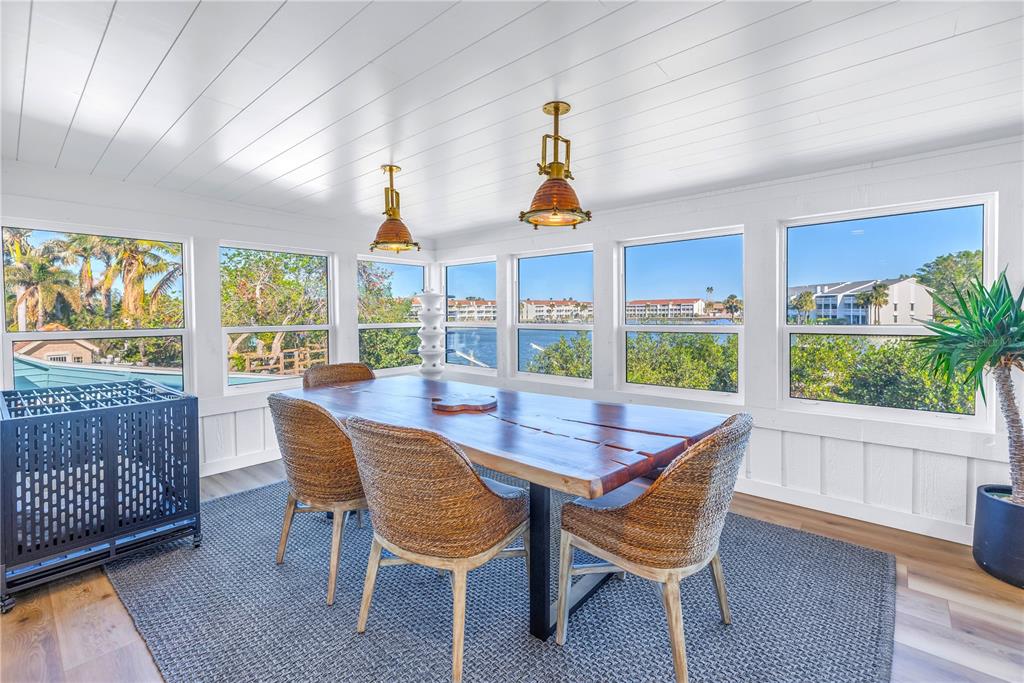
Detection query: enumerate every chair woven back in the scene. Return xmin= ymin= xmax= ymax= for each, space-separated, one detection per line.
xmin=267 ymin=394 xmax=364 ymax=506
xmin=564 ymin=413 xmax=753 ymax=569
xmin=303 ymin=362 xmax=375 ymax=389
xmin=345 ymin=417 xmax=527 ymax=558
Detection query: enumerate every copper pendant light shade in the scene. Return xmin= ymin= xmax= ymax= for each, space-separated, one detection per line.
xmin=519 ymin=101 xmax=592 ymax=229
xmin=370 ymin=164 xmax=420 ymax=253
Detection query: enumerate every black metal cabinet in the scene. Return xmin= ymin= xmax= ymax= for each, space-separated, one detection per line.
xmin=0 ymin=380 xmax=200 ymax=612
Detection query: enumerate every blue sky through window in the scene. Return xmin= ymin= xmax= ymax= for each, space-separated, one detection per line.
xmin=625 ymin=234 xmax=743 ymax=301
xmin=787 ymin=205 xmax=983 ymax=286
xmin=369 ymin=261 xmax=424 ymax=297
xmin=519 ymin=251 xmax=593 ymax=301
xmin=446 ymin=261 xmax=496 ymax=300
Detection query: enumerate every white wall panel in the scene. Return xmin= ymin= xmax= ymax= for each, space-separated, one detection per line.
xmin=201 ymin=413 xmax=236 ymax=463
xmin=822 ymin=437 xmax=865 ymax=502
xmin=914 ymin=450 xmax=968 ymax=524
xmin=782 ymin=432 xmax=821 ymax=493
xmin=748 ymin=427 xmax=782 ymax=484
xmin=234 ymin=407 xmax=265 ymax=457
xmin=863 ymin=444 xmax=915 ymax=512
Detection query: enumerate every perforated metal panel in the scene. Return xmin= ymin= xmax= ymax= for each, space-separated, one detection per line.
xmin=1 ymin=380 xmax=199 ymax=607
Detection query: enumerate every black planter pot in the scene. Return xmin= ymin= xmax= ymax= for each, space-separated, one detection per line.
xmin=973 ymin=485 xmax=1024 ymax=588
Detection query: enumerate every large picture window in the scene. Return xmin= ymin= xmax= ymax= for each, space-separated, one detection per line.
xmin=516 ymin=251 xmax=593 ymax=379
xmin=220 ymin=246 xmax=329 ymax=386
xmin=357 ymin=259 xmax=423 ymax=370
xmin=445 ymin=261 xmax=496 ymax=370
xmin=623 ymin=233 xmax=742 ymax=393
xmin=784 ymin=202 xmax=985 ymax=415
xmin=3 ymin=226 xmax=186 ymax=390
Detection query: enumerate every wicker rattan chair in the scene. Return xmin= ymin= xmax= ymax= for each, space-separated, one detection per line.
xmin=555 ymin=413 xmax=754 ymax=683
xmin=267 ymin=394 xmax=369 ymax=606
xmin=344 ymin=416 xmax=529 ymax=683
xmin=302 ymin=362 xmax=375 ymax=389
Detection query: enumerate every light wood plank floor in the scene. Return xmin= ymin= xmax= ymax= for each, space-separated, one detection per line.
xmin=2 ymin=460 xmax=1021 ymax=683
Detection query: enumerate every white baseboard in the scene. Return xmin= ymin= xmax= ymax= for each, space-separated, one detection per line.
xmin=735 ymin=478 xmax=973 ymax=545
xmin=200 ymin=449 xmax=281 ymax=477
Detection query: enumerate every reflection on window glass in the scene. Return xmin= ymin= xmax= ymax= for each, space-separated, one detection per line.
xmin=220 ymin=247 xmax=328 ymax=326
xmin=13 ymin=336 xmax=184 ymax=390
xmin=226 ymin=330 xmax=328 ymax=386
xmin=446 ymin=327 xmax=497 ymax=368
xmin=626 ymin=332 xmax=737 ymax=392
xmin=359 ymin=328 xmax=420 ymax=370
xmin=789 ymin=334 xmax=974 ymax=415
xmin=446 ymin=262 xmax=496 ymax=322
xmin=3 ymin=227 xmax=184 ymax=332
xmin=518 ymin=252 xmax=593 ymax=324
xmin=786 ymin=205 xmax=983 ymax=325
xmin=518 ymin=329 xmax=591 ymax=379
xmin=358 ymin=260 xmax=424 ymax=324
xmin=624 ymin=235 xmax=743 ymax=325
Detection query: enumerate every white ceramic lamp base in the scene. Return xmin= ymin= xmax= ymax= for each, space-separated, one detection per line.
xmin=417 ymin=291 xmax=445 ymax=379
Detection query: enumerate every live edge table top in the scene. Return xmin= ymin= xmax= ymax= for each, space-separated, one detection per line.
xmin=284 ymin=375 xmax=729 ymax=499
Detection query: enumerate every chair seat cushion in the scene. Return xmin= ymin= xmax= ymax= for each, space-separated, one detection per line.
xmin=570 ymin=479 xmax=650 ymax=510
xmin=481 ymin=476 xmax=528 ymax=501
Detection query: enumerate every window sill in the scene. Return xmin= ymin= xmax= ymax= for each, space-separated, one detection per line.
xmin=617 ymin=382 xmax=744 ymax=406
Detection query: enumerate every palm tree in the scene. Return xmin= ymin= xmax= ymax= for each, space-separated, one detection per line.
xmin=723 ymin=294 xmax=742 ymax=319
xmin=869 ymin=282 xmax=890 ymax=324
xmin=5 ymin=251 xmax=82 ymax=330
xmin=793 ymin=291 xmax=816 ymax=324
xmin=854 ymin=291 xmax=873 ymax=324
xmin=53 ymin=233 xmax=113 ymax=307
xmin=705 ymin=285 xmax=714 ymax=304
xmin=3 ymin=228 xmax=33 ymax=331
xmin=109 ymin=239 xmax=180 ymax=326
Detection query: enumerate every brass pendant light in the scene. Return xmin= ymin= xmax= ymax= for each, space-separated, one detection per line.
xmin=370 ymin=164 xmax=420 ymax=253
xmin=519 ymin=101 xmax=592 ymax=229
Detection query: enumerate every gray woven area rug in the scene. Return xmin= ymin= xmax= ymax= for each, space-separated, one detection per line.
xmin=107 ymin=479 xmax=895 ymax=683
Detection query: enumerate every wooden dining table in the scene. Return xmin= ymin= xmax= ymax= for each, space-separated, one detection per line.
xmin=284 ymin=375 xmax=728 ymax=640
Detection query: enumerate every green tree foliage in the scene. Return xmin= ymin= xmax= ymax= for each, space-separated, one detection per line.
xmin=358 ymin=328 xmax=419 ymax=370
xmin=913 ymin=249 xmax=983 ymax=317
xmin=627 ymin=332 xmax=738 ymax=392
xmin=3 ymin=228 xmax=183 ymax=332
xmin=220 ymin=248 xmax=327 ymax=327
xmin=356 ymin=261 xmax=420 ymax=369
xmin=790 ymin=334 xmax=974 ymax=414
xmin=525 ymin=333 xmax=592 ymax=379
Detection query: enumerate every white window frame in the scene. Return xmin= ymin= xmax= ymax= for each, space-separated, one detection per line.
xmin=512 ymin=246 xmax=594 ymax=386
xmin=442 ymin=257 xmax=497 ymax=376
xmin=220 ymin=241 xmax=333 ymax=393
xmin=0 ymin=218 xmax=194 ymax=393
xmin=779 ymin=193 xmax=998 ymax=428
xmin=616 ymin=226 xmax=745 ymax=403
xmin=356 ymin=255 xmax=425 ymax=376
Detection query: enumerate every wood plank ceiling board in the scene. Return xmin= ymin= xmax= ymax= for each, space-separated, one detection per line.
xmin=193 ymin=0 xmax=621 ymax=203
xmin=171 ymin=1 xmax=461 ymax=195
xmin=217 ymin=1 xmax=720 ymax=208
xmin=53 ymin=1 xmax=200 ymax=174
xmin=1 ymin=1 xmax=1019 ymax=238
xmin=124 ymin=1 xmax=370 ymax=186
xmin=89 ymin=0 xmax=283 ymax=179
xmin=15 ymin=0 xmax=115 ymax=166
xmin=1 ymin=0 xmax=31 ymax=159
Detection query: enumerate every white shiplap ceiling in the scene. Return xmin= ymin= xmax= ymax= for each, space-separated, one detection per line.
xmin=2 ymin=1 xmax=1022 ymax=237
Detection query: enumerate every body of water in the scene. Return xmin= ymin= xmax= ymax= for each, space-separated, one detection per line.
xmin=445 ymin=327 xmax=592 ymax=370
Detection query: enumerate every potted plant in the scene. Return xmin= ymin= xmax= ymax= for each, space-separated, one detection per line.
xmin=914 ymin=271 xmax=1023 ymax=587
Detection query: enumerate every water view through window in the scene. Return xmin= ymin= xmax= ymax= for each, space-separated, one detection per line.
xmin=358 ymin=260 xmax=423 ymax=370
xmin=517 ymin=252 xmax=593 ymax=378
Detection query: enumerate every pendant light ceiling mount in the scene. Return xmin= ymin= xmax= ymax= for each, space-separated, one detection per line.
xmin=370 ymin=163 xmax=420 ymax=253
xmin=519 ymin=100 xmax=592 ymax=229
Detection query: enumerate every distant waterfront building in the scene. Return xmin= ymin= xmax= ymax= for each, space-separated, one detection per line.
xmin=446 ymin=298 xmax=497 ymax=321
xmin=520 ymin=299 xmax=594 ymax=322
xmin=625 ymin=298 xmax=706 ymax=321
xmin=786 ymin=277 xmax=933 ymax=324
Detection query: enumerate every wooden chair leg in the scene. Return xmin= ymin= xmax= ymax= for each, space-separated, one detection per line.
xmin=554 ymin=532 xmax=574 ymax=646
xmin=661 ymin=579 xmax=689 ymax=683
xmin=357 ymin=537 xmax=383 ymax=633
xmin=275 ymin=493 xmax=297 ymax=564
xmin=451 ymin=569 xmax=468 ymax=683
xmin=710 ymin=552 xmax=731 ymax=625
xmin=522 ymin=527 xmax=530 ymax=582
xmin=326 ymin=507 xmax=346 ymax=606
